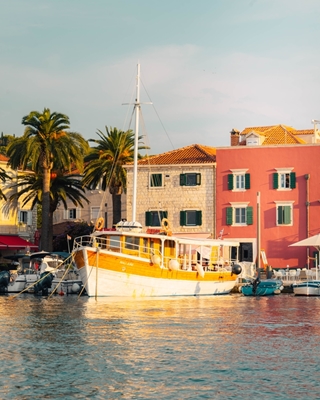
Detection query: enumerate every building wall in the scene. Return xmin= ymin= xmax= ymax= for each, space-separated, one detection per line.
xmin=0 ymin=159 xmax=37 ymax=241
xmin=53 ymin=188 xmax=127 ymax=229
xmin=126 ymin=164 xmax=216 ymax=236
xmin=216 ymin=144 xmax=320 ymax=269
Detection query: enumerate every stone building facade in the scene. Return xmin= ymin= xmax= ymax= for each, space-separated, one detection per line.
xmin=125 ymin=144 xmax=217 ymax=238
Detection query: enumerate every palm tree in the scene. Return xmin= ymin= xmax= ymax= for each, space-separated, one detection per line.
xmin=9 ymin=172 xmax=89 ymax=249
xmin=6 ymin=108 xmax=88 ymax=250
xmin=82 ymin=126 xmax=148 ymax=225
xmin=0 ymin=167 xmax=11 ymax=200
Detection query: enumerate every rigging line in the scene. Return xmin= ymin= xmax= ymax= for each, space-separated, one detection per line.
xmin=10 ymin=254 xmax=74 ymax=299
xmin=121 ymin=76 xmax=136 ymax=133
xmin=140 ymin=78 xmax=175 ymax=150
xmin=138 ymin=110 xmax=164 ymax=218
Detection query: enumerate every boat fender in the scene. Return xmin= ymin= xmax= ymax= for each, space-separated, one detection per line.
xmin=71 ymin=283 xmax=81 ymax=293
xmin=151 ymin=255 xmax=161 ymax=266
xmin=168 ymin=259 xmax=180 ymax=271
xmin=232 ymin=264 xmax=242 ymax=275
xmin=195 ymin=263 xmax=205 ymax=278
xmin=95 ymin=217 xmax=105 ymax=231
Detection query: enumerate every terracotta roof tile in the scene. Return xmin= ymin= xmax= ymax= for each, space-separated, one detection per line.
xmin=241 ymin=124 xmax=307 ymax=145
xmin=137 ymin=144 xmax=216 ymax=166
xmin=0 ymin=154 xmax=8 ymax=162
xmin=295 ymin=129 xmax=314 ymax=135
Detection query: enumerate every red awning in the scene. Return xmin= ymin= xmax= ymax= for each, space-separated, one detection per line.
xmin=0 ymin=235 xmax=38 ymax=250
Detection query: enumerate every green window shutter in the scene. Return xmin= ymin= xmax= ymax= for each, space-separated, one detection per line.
xmin=180 ymin=174 xmax=186 ymax=186
xmin=273 ymin=173 xmax=279 ymax=189
xmin=284 ymin=206 xmax=291 ymax=224
xmin=277 ymin=206 xmax=283 ymax=224
xmin=228 ymin=174 xmax=234 ymax=190
xmin=180 ymin=211 xmax=186 ymax=226
xmin=246 ymin=206 xmax=253 ymax=225
xmin=245 ymin=173 xmax=250 ymax=189
xmin=196 ymin=211 xmax=202 ymax=226
xmin=290 ymin=172 xmax=296 ymax=189
xmin=196 ymin=173 xmax=201 ymax=185
xmin=145 ymin=211 xmax=152 ymax=226
xmin=159 ymin=211 xmax=168 ymax=220
xmin=226 ymin=207 xmax=233 ymax=225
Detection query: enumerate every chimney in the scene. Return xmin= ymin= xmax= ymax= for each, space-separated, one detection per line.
xmin=230 ymin=128 xmax=240 ymax=146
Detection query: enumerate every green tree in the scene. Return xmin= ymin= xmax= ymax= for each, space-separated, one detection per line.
xmin=82 ymin=126 xmax=148 ymax=225
xmin=9 ymin=172 xmax=89 ymax=248
xmin=53 ymin=221 xmax=93 ymax=252
xmin=0 ymin=167 xmax=11 ymax=200
xmin=0 ymin=133 xmax=15 ymax=155
xmin=6 ymin=108 xmax=88 ymax=251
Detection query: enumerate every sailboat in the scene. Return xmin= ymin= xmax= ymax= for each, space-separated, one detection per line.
xmin=72 ymin=64 xmax=242 ymax=297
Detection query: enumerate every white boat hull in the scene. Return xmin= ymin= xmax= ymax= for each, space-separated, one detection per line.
xmin=6 ymin=273 xmax=82 ymax=295
xmin=293 ymin=281 xmax=320 ymax=296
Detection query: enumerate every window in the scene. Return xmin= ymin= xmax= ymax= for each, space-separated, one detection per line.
xmin=91 ymin=207 xmax=100 ymax=220
xmin=125 ymin=236 xmax=140 ymax=250
xmin=65 ymin=208 xmax=80 ymax=219
xmin=275 ymin=202 xmax=293 ymax=226
xmin=226 ymin=205 xmax=253 ymax=226
xmin=180 ymin=210 xmax=202 ymax=227
xmin=180 ymin=173 xmax=201 ymax=186
xmin=145 ymin=211 xmax=168 ymax=227
xmin=149 ymin=173 xmax=163 ymax=188
xmin=273 ymin=169 xmax=295 ymax=190
xmin=19 ymin=210 xmax=32 ymax=225
xmin=228 ymin=170 xmax=250 ymax=191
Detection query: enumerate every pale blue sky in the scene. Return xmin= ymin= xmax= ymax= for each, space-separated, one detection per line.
xmin=1 ymin=0 xmax=320 ymax=153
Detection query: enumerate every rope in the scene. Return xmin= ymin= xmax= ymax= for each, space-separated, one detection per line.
xmin=10 ymin=253 xmax=74 ymax=299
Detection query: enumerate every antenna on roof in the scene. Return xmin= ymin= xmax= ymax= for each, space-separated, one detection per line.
xmin=311 ymin=120 xmax=320 ymax=143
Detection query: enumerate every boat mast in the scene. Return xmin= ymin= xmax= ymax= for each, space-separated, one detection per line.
xmin=132 ymin=64 xmax=140 ymax=222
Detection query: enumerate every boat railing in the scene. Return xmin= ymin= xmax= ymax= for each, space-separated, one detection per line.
xmin=73 ymin=235 xmax=163 ymax=262
xmin=73 ymin=235 xmax=237 ymax=272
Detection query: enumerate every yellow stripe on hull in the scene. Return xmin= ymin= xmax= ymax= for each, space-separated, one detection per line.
xmin=81 ymin=248 xmax=237 ymax=282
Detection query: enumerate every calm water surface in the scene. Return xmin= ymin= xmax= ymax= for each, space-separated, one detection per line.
xmin=0 ymin=293 xmax=319 ymax=399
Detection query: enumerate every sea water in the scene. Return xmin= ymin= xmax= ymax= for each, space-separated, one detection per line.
xmin=0 ymin=294 xmax=320 ymax=400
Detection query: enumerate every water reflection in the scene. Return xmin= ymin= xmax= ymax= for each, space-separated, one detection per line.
xmin=0 ymin=294 xmax=320 ymax=399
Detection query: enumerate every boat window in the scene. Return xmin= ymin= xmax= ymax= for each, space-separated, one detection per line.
xmin=109 ymin=236 xmax=121 ymax=251
xmin=165 ymin=239 xmax=175 ymax=248
xmin=143 ymin=238 xmax=148 ymax=253
xmin=125 ymin=236 xmax=140 ymax=251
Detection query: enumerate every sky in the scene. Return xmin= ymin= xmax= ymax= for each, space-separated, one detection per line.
xmin=1 ymin=0 xmax=320 ymax=154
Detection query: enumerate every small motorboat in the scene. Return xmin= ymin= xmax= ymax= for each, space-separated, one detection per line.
xmin=1 ymin=251 xmax=84 ymax=295
xmin=292 ymin=280 xmax=320 ymax=296
xmin=241 ymin=277 xmax=283 ymax=296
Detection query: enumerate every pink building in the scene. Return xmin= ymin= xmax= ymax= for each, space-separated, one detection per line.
xmin=216 ymin=141 xmax=320 ymax=270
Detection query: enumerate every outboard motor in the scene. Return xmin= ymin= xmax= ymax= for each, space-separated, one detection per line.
xmin=0 ymin=271 xmax=10 ymax=293
xmin=34 ymin=272 xmax=54 ymax=296
xmin=232 ymin=264 xmax=242 ymax=276
xmin=252 ymin=276 xmax=261 ymax=295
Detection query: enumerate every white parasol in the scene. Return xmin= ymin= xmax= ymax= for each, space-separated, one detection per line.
xmin=289 ymin=233 xmax=320 ymax=270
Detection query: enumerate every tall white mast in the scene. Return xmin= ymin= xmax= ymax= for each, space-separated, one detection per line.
xmin=132 ymin=64 xmax=140 ymax=222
